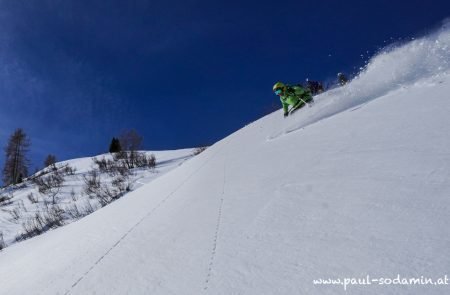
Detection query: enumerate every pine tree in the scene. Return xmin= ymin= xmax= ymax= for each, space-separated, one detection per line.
xmin=109 ymin=137 xmax=122 ymax=153
xmin=2 ymin=128 xmax=31 ymax=185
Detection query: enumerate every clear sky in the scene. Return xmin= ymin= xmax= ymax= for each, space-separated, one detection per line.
xmin=0 ymin=0 xmax=449 ymax=174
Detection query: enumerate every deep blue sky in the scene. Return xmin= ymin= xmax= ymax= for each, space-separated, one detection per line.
xmin=0 ymin=0 xmax=449 ymax=173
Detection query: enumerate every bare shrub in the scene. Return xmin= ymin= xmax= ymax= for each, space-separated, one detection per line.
xmin=16 ymin=205 xmax=65 ymax=241
xmin=18 ymin=199 xmax=27 ymax=212
xmin=65 ymin=200 xmax=95 ymax=219
xmin=43 ymin=199 xmax=51 ymax=211
xmin=114 ymin=161 xmax=130 ymax=176
xmin=18 ymin=217 xmax=42 ymax=240
xmin=193 ymin=146 xmax=208 ymax=156
xmin=65 ymin=203 xmax=82 ymax=219
xmin=113 ymin=151 xmax=156 ymax=170
xmin=82 ymin=199 xmax=95 ymax=215
xmin=8 ymin=206 xmax=22 ymax=222
xmin=93 ymin=156 xmax=127 ymax=176
xmin=83 ymin=170 xmax=130 ymax=207
xmin=83 ymin=170 xmax=101 ymax=198
xmin=0 ymin=194 xmax=13 ymax=206
xmin=97 ymin=186 xmax=117 ymax=207
xmin=43 ymin=205 xmax=64 ymax=228
xmin=93 ymin=157 xmax=110 ymax=173
xmin=33 ymin=170 xmax=64 ymax=204
xmin=70 ymin=188 xmax=77 ymax=201
xmin=83 ymin=171 xmax=114 ymax=207
xmin=29 ymin=163 xmax=75 ymax=183
xmin=0 ymin=232 xmax=5 ymax=250
xmin=111 ymin=175 xmax=131 ymax=194
xmin=138 ymin=153 xmax=156 ymax=169
xmin=60 ymin=164 xmax=76 ymax=176
xmin=27 ymin=192 xmax=38 ymax=204
xmin=113 ymin=150 xmax=136 ymax=169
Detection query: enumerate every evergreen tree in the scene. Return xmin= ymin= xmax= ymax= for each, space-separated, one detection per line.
xmin=2 ymin=128 xmax=31 ymax=185
xmin=109 ymin=137 xmax=122 ymax=153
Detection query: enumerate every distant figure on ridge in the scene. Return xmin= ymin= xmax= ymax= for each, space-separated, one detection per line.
xmin=273 ymin=82 xmax=313 ymax=118
xmin=305 ymin=79 xmax=324 ymax=95
xmin=337 ymin=72 xmax=348 ymax=86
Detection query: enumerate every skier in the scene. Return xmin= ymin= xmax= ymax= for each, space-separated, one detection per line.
xmin=273 ymin=82 xmax=313 ymax=118
xmin=337 ymin=73 xmax=348 ymax=86
xmin=305 ymin=79 xmax=324 ymax=95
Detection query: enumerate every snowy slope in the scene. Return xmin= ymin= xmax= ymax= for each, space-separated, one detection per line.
xmin=0 ymin=149 xmax=195 ymax=247
xmin=0 ymin=26 xmax=450 ymax=295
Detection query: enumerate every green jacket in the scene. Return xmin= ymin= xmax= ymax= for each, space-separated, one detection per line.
xmin=280 ymin=85 xmax=312 ymax=113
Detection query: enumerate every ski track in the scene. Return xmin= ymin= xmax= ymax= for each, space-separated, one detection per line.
xmin=203 ymin=159 xmax=227 ymax=291
xmin=267 ymin=96 xmax=379 ymax=141
xmin=38 ymin=174 xmax=155 ymax=295
xmin=63 ymin=143 xmax=229 ymax=295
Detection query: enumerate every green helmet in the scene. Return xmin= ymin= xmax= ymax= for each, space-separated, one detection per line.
xmin=273 ymin=82 xmax=285 ymax=92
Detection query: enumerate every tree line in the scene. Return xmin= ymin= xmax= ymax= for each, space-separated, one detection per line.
xmin=1 ymin=128 xmax=146 ymax=187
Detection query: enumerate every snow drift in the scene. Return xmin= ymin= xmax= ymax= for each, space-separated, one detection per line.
xmin=1 ymin=25 xmax=450 ymax=295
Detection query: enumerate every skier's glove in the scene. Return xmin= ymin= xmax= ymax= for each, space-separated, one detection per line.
xmin=283 ymin=112 xmax=289 ymax=118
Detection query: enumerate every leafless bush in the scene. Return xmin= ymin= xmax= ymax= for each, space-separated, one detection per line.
xmin=8 ymin=206 xmax=22 ymax=222
xmin=83 ymin=170 xmax=101 ymax=198
xmin=93 ymin=156 xmax=112 ymax=173
xmin=43 ymin=199 xmax=51 ymax=211
xmin=138 ymin=153 xmax=156 ymax=169
xmin=83 ymin=170 xmax=130 ymax=207
xmin=16 ymin=205 xmax=65 ymax=241
xmin=70 ymin=188 xmax=77 ymax=201
xmin=82 ymin=199 xmax=95 ymax=215
xmin=60 ymin=164 xmax=76 ymax=176
xmin=65 ymin=203 xmax=82 ymax=219
xmin=113 ymin=150 xmax=135 ymax=169
xmin=113 ymin=151 xmax=156 ymax=169
xmin=0 ymin=232 xmax=5 ymax=250
xmin=96 ymin=187 xmax=116 ymax=207
xmin=18 ymin=217 xmax=41 ymax=240
xmin=83 ymin=171 xmax=114 ymax=207
xmin=192 ymin=146 xmax=208 ymax=156
xmin=114 ymin=162 xmax=131 ymax=176
xmin=65 ymin=200 xmax=95 ymax=219
xmin=93 ymin=156 xmax=129 ymax=176
xmin=18 ymin=199 xmax=27 ymax=212
xmin=27 ymin=192 xmax=38 ymax=204
xmin=33 ymin=170 xmax=64 ymax=204
xmin=111 ymin=175 xmax=131 ymax=194
xmin=29 ymin=163 xmax=75 ymax=183
xmin=0 ymin=194 xmax=13 ymax=206
xmin=43 ymin=205 xmax=65 ymax=227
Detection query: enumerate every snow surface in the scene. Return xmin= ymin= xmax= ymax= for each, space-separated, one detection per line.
xmin=1 ymin=25 xmax=450 ymax=295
